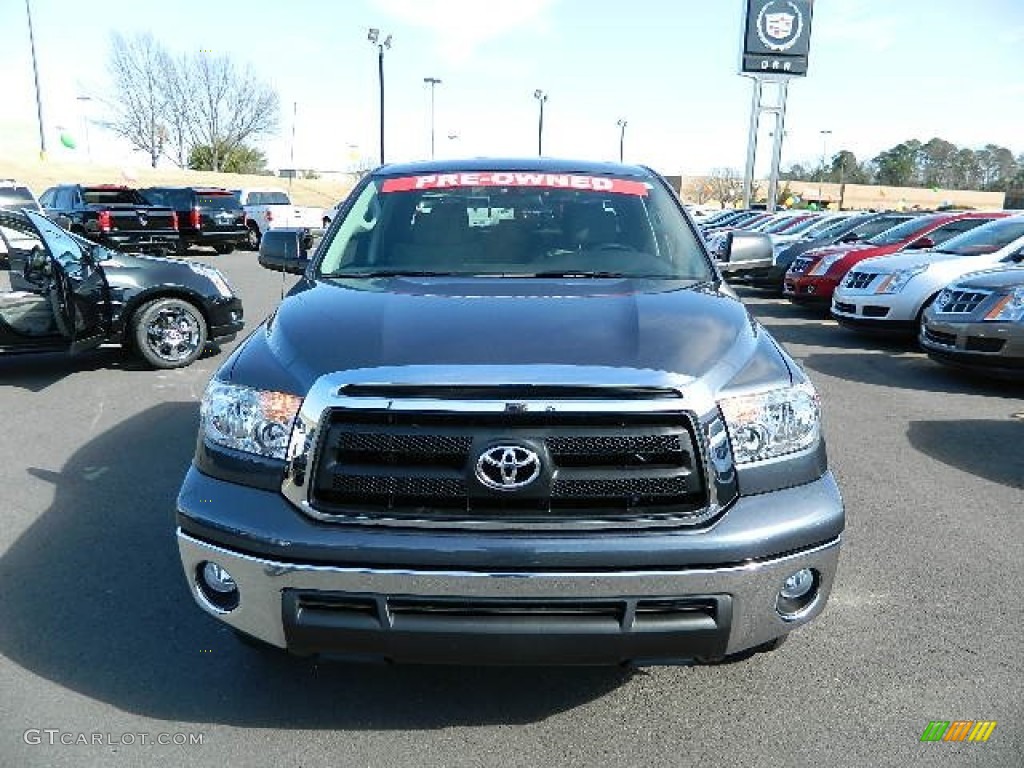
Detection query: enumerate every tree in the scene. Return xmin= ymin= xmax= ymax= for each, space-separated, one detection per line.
xmin=189 ymin=142 xmax=268 ymax=175
xmin=187 ymin=52 xmax=279 ymax=172
xmin=919 ymin=138 xmax=957 ymax=188
xmin=781 ymin=163 xmax=810 ymax=181
xmin=830 ymin=150 xmax=866 ymax=184
xmin=873 ymin=141 xmax=921 ymax=187
xmin=707 ymin=168 xmax=744 ymax=208
xmin=683 ymin=177 xmax=714 ymax=204
xmin=105 ymin=33 xmax=169 ymax=168
xmin=105 ymin=33 xmax=279 ymax=171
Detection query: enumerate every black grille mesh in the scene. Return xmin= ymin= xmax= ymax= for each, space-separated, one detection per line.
xmin=311 ymin=408 xmax=708 ymax=525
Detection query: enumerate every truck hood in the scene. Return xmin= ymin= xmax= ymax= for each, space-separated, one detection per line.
xmin=227 ymin=276 xmax=790 ymax=395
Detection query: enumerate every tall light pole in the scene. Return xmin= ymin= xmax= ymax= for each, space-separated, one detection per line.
xmin=77 ymin=95 xmax=93 ymax=162
xmin=423 ymin=77 xmax=442 ymax=160
xmin=25 ymin=0 xmax=47 ymax=160
xmin=368 ymin=28 xmax=392 ymax=166
xmin=289 ymin=101 xmax=298 ymax=189
xmin=533 ymin=89 xmax=547 ymax=156
xmin=616 ymin=118 xmax=627 ymax=163
xmin=819 ymin=129 xmax=832 ymax=208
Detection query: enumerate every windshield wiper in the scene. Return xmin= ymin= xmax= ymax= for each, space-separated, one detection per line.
xmin=521 ymin=271 xmax=638 ymax=278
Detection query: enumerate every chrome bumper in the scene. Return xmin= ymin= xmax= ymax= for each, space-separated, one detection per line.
xmin=178 ymin=530 xmax=841 ymax=661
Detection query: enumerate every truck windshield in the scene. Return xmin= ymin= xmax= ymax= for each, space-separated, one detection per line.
xmin=317 ymin=172 xmax=712 ymax=280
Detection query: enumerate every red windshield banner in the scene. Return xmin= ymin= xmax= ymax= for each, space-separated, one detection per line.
xmin=381 ymin=173 xmax=649 ymax=196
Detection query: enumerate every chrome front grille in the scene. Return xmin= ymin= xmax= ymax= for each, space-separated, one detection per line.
xmin=790 ymin=257 xmax=813 ymax=274
xmin=939 ymin=288 xmax=990 ymax=314
xmin=844 ymin=271 xmax=877 ymax=290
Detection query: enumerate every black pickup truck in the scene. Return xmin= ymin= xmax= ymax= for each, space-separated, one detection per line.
xmin=177 ymin=158 xmax=844 ymax=665
xmin=39 ymin=184 xmax=181 ymax=255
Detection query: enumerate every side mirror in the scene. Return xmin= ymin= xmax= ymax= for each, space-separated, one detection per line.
xmin=719 ymin=231 xmax=773 ymax=272
xmin=908 ymin=236 xmax=935 ymax=250
xmin=839 ymin=232 xmax=860 ymax=243
xmin=259 ymin=228 xmax=310 ymax=274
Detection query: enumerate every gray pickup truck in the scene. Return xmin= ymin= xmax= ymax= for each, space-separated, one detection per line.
xmin=177 ymin=158 xmax=844 ymax=665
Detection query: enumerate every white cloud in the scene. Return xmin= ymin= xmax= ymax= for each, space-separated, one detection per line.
xmin=373 ymin=0 xmax=556 ymax=65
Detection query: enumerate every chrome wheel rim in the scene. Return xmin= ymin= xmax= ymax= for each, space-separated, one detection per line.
xmin=145 ymin=306 xmax=201 ymax=362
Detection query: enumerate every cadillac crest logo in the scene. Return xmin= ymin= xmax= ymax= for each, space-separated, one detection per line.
xmin=756 ymin=1 xmax=804 ymax=51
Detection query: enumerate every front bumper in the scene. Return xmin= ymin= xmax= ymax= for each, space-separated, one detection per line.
xmin=783 ymin=274 xmax=837 ymax=303
xmin=176 ymin=469 xmax=844 ymax=664
xmin=920 ymin=315 xmax=1024 ymax=378
xmin=831 ymin=293 xmax=916 ymax=334
xmin=205 ymin=296 xmax=244 ymax=341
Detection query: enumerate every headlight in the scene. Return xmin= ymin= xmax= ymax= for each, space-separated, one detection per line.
xmin=189 ymin=263 xmax=234 ymax=297
xmin=808 ymin=253 xmax=845 ymax=275
xmin=984 ymin=287 xmax=1024 ymax=322
xmin=200 ymin=380 xmax=303 ymax=459
xmin=875 ymin=265 xmax=928 ymax=294
xmin=718 ymin=383 xmax=821 ymax=464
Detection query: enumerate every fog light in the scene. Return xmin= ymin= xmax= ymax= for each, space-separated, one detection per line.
xmin=781 ymin=568 xmax=814 ymax=599
xmin=202 ymin=562 xmax=236 ymax=593
xmin=776 ymin=568 xmax=819 ymax=619
xmin=196 ymin=561 xmax=240 ymax=612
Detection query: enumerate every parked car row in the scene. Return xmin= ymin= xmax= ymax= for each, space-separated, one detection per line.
xmin=710 ymin=206 xmax=1024 ymax=379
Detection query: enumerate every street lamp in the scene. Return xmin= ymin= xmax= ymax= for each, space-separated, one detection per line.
xmin=77 ymin=95 xmax=93 ymax=162
xmin=819 ymin=129 xmax=832 ymax=208
xmin=533 ymin=89 xmax=548 ymax=156
xmin=368 ymin=28 xmax=392 ymax=166
xmin=25 ymin=0 xmax=47 ymax=160
xmin=423 ymin=77 xmax=442 ymax=160
xmin=616 ymin=118 xmax=627 ymax=163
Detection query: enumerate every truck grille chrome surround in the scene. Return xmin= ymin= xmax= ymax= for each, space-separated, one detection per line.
xmin=280 ymin=366 xmax=732 ymax=531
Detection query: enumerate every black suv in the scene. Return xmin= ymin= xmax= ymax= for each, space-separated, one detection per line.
xmin=141 ymin=187 xmax=246 ymax=254
xmin=177 ymin=158 xmax=844 ymax=665
xmin=0 ymin=209 xmax=243 ymax=369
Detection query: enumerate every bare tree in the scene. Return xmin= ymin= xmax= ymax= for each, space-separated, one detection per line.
xmin=157 ymin=51 xmax=196 ymax=168
xmin=683 ymin=177 xmax=714 ymax=205
xmin=707 ymin=168 xmax=744 ymax=208
xmin=105 ymin=33 xmax=168 ymax=168
xmin=105 ymin=33 xmax=279 ymax=171
xmin=188 ymin=53 xmax=279 ymax=172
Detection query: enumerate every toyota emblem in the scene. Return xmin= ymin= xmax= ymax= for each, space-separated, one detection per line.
xmin=475 ymin=445 xmax=541 ymax=491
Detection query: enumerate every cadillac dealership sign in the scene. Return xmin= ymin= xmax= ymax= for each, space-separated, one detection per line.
xmin=741 ymin=0 xmax=814 ymax=76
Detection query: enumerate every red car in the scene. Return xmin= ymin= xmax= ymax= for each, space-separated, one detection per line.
xmin=783 ymin=212 xmax=1010 ymax=305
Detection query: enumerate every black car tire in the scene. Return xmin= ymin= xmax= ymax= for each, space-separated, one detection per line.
xmin=245 ymin=226 xmax=261 ymax=251
xmin=214 ymin=244 xmax=235 ymax=255
xmin=131 ymin=297 xmax=208 ymax=369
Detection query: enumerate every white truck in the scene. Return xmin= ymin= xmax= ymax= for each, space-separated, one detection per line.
xmin=233 ymin=188 xmax=324 ymax=250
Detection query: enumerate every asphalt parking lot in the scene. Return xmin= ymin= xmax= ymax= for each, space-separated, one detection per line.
xmin=1 ymin=251 xmax=1021 ymax=768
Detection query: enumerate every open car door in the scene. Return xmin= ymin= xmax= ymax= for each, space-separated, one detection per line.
xmin=25 ymin=210 xmax=108 ymax=354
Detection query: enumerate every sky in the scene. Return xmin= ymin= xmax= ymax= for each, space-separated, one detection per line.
xmin=1 ymin=0 xmax=1023 ymax=178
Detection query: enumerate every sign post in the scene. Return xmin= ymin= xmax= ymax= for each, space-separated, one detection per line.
xmin=739 ymin=0 xmax=814 ymax=211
